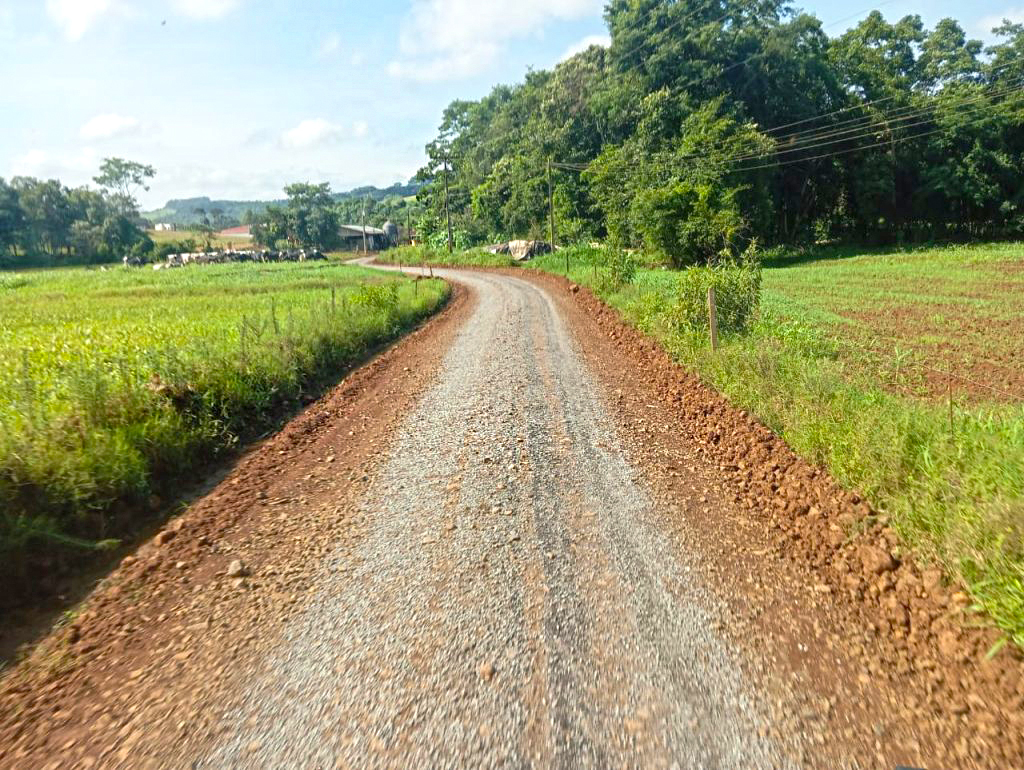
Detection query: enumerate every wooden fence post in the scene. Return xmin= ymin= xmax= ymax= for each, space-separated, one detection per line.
xmin=707 ymin=286 xmax=719 ymax=352
xmin=948 ymin=373 xmax=955 ymax=439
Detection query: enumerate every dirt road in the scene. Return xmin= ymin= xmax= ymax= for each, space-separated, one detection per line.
xmin=2 ymin=264 xmax=1021 ymax=768
xmin=200 ymin=268 xmax=784 ymax=767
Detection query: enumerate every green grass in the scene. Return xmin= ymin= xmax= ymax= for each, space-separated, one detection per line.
xmin=389 ymin=241 xmax=1024 ymax=648
xmin=0 ymin=261 xmax=448 ymax=595
xmin=761 ymin=243 xmax=1024 ymax=400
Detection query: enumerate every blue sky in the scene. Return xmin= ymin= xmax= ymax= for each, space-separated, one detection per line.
xmin=1 ymin=0 xmax=1020 ymax=208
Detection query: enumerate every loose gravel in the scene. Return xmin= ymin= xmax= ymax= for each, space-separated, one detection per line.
xmin=199 ymin=271 xmax=794 ymax=768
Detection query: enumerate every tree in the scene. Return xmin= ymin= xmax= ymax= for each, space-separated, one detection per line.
xmin=282 ymin=182 xmax=340 ymax=249
xmin=0 ymin=178 xmax=25 ymax=262
xmin=93 ymin=158 xmax=156 ymax=208
xmin=251 ymin=205 xmax=289 ymax=248
xmin=11 ymin=178 xmax=75 ymax=258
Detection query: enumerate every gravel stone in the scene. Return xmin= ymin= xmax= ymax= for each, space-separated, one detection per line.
xmin=197 ymin=271 xmax=793 ymax=768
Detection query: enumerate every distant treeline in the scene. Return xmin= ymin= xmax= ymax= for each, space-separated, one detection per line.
xmin=247 ymin=183 xmax=423 ymax=250
xmin=144 ymin=181 xmax=424 ymax=228
xmin=413 ymin=1 xmax=1024 ymax=265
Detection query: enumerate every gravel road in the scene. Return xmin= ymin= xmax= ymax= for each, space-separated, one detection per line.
xmin=199 ymin=269 xmax=792 ymax=768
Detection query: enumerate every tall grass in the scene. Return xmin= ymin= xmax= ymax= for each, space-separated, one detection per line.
xmin=0 ymin=262 xmax=448 ymax=597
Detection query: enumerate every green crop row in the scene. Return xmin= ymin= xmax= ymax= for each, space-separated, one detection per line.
xmin=0 ymin=261 xmax=448 ymax=599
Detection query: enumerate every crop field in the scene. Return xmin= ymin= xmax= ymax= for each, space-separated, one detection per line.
xmin=762 ymin=244 xmax=1024 ymax=403
xmin=0 ymin=262 xmax=448 ymax=597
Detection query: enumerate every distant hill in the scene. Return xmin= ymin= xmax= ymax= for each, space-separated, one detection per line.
xmin=142 ymin=181 xmax=423 ymax=227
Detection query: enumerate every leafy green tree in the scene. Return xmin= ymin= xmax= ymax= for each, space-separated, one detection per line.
xmin=283 ymin=182 xmax=340 ymax=249
xmin=11 ymin=177 xmax=75 ymax=258
xmin=590 ymin=99 xmax=771 ymax=264
xmin=251 ymin=206 xmax=289 ymax=248
xmin=0 ymin=178 xmax=25 ymax=262
xmin=93 ymin=158 xmax=156 ymax=209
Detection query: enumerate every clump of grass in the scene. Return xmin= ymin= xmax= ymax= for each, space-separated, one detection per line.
xmin=0 ymin=262 xmax=448 ymax=600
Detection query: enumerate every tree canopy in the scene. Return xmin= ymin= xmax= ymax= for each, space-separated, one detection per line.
xmin=412 ymin=1 xmax=1024 ymax=264
xmin=1 ymin=159 xmax=154 ymax=268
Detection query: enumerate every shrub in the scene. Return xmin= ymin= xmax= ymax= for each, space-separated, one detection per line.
xmin=667 ymin=244 xmax=762 ymax=335
xmin=592 ymin=248 xmax=638 ymax=294
xmin=351 ymin=283 xmax=399 ymax=315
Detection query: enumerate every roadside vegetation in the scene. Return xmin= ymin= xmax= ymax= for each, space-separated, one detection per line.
xmin=382 ymin=241 xmax=1024 ymax=647
xmin=0 ymin=262 xmax=448 ymax=601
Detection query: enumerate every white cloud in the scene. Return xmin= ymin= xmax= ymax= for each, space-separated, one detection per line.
xmin=560 ymin=33 xmax=610 ymax=61
xmin=80 ymin=113 xmax=140 ymax=140
xmin=46 ymin=0 xmax=117 ymax=40
xmin=171 ymin=0 xmax=241 ymax=20
xmin=281 ymin=119 xmax=369 ymax=149
xmin=389 ymin=0 xmax=603 ymax=82
xmin=977 ymin=8 xmax=1024 ymax=37
xmin=282 ymin=119 xmax=343 ymax=149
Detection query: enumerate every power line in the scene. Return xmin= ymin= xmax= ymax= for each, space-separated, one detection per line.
xmin=559 ymin=78 xmax=1024 ymax=174
xmin=764 ymin=77 xmax=1023 ymax=147
xmin=551 ymin=93 xmax=1023 ymax=179
xmin=729 ymin=104 xmax=1022 ymax=173
xmin=760 ymin=57 xmax=1020 ymax=139
xmin=722 ymin=83 xmax=1024 ymax=166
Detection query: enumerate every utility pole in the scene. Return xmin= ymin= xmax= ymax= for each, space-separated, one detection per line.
xmin=547 ymin=160 xmax=555 ymax=251
xmin=549 ymin=161 xmax=567 ymax=274
xmin=361 ymin=195 xmax=368 ymax=254
xmin=443 ymin=156 xmax=454 ymax=254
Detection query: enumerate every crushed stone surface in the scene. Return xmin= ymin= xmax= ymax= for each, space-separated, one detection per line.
xmin=198 ymin=270 xmax=794 ymax=768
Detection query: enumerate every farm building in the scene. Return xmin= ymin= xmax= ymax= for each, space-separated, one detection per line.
xmin=219 ymin=225 xmax=252 ymax=239
xmin=153 ymin=223 xmax=176 ymax=232
xmin=338 ymin=225 xmax=390 ymax=251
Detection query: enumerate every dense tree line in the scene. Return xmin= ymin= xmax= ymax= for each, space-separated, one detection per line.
xmin=414 ymin=1 xmax=1024 ymax=265
xmin=0 ymin=159 xmax=155 ymax=268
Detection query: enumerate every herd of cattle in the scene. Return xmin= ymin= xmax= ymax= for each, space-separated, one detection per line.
xmin=124 ymin=249 xmax=328 ymax=270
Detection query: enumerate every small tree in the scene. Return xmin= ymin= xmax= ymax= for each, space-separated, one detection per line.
xmin=93 ymin=158 xmax=156 ymax=209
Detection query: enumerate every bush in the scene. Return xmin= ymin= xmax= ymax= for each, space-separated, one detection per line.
xmin=667 ymin=244 xmax=761 ymax=335
xmin=593 ymin=248 xmax=638 ymax=294
xmin=351 ymin=283 xmax=399 ymax=315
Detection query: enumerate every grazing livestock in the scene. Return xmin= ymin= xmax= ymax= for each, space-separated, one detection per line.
xmin=147 ymin=247 xmax=331 ymax=271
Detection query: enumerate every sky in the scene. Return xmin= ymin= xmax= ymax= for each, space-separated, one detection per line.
xmin=1 ymin=0 xmax=1021 ymax=209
